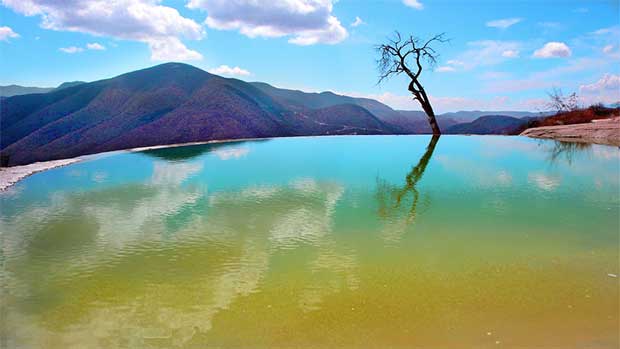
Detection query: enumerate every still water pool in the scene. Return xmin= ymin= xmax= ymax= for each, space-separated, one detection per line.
xmin=1 ymin=135 xmax=618 ymax=348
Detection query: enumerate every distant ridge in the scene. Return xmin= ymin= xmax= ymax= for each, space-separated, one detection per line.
xmin=446 ymin=115 xmax=528 ymax=135
xmin=0 ymin=81 xmax=87 ymax=97
xmin=0 ymin=85 xmax=54 ymax=97
xmin=440 ymin=110 xmax=547 ymax=122
xmin=57 ymin=81 xmax=86 ymax=90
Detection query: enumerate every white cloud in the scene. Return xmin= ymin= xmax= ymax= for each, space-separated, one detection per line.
xmin=343 ymin=91 xmax=546 ymax=113
xmin=501 ymin=49 xmax=519 ymax=58
xmin=59 ymin=42 xmax=107 ymax=54
xmin=435 ymin=66 xmax=455 ymax=73
xmin=433 ymin=59 xmax=467 ymax=73
xmin=579 ymin=74 xmax=620 ymax=94
xmin=209 ymin=65 xmax=251 ymax=76
xmin=583 ymin=26 xmax=620 ymax=58
xmin=428 ymin=95 xmax=545 ymax=113
xmin=573 ymin=7 xmax=588 ymax=13
xmin=146 ymin=37 xmax=203 ymax=61
xmin=450 ymin=40 xmax=521 ymax=69
xmin=486 ymin=17 xmax=522 ymax=29
xmin=351 ymin=16 xmax=365 ymax=27
xmin=439 ymin=43 xmax=520 ymax=73
xmin=86 ymin=42 xmax=105 ymax=50
xmin=483 ymin=57 xmax=612 ymax=94
xmin=2 ymin=0 xmax=204 ymax=61
xmin=59 ymin=46 xmax=84 ymax=53
xmin=0 ymin=26 xmax=19 ymax=41
xmin=533 ymin=42 xmax=571 ymax=58
xmin=591 ymin=26 xmax=619 ymax=36
xmin=288 ymin=17 xmax=347 ymax=45
xmin=446 ymin=59 xmax=465 ymax=66
xmin=403 ymin=0 xmax=423 ymax=10
xmin=187 ymin=0 xmax=347 ymax=45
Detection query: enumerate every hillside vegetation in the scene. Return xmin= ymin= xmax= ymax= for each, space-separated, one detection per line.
xmin=515 ymin=105 xmax=620 ymax=134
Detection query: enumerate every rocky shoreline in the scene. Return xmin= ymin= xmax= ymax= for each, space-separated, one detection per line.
xmin=0 ymin=137 xmax=266 ymax=191
xmin=0 ymin=158 xmax=82 ymax=191
xmin=520 ymin=116 xmax=620 ymax=147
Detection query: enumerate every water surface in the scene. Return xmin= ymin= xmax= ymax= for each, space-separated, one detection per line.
xmin=1 ymin=136 xmax=618 ymax=348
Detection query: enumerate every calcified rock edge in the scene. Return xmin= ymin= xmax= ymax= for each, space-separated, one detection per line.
xmin=521 ymin=116 xmax=620 ymax=147
xmin=0 ymin=158 xmax=81 ymax=191
xmin=0 ymin=137 xmax=265 ymax=191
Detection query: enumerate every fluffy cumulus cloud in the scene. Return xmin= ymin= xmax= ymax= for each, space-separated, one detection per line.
xmin=403 ymin=0 xmax=423 ymax=10
xmin=208 ymin=65 xmax=251 ymax=76
xmin=147 ymin=37 xmax=202 ymax=60
xmin=187 ymin=0 xmax=347 ymax=45
xmin=86 ymin=42 xmax=105 ymax=50
xmin=0 ymin=25 xmax=19 ymax=41
xmin=1 ymin=0 xmax=205 ymax=60
xmin=579 ymin=74 xmax=620 ymax=94
xmin=533 ymin=42 xmax=572 ymax=58
xmin=486 ymin=18 xmax=522 ymax=29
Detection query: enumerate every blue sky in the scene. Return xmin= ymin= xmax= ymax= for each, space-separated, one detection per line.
xmin=1 ymin=0 xmax=618 ymax=112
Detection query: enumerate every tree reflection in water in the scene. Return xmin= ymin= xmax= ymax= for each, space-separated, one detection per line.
xmin=376 ymin=135 xmax=439 ymax=222
xmin=545 ymin=140 xmax=591 ymax=165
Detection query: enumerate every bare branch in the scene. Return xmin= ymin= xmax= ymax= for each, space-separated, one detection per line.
xmin=375 ymin=31 xmax=449 ymax=134
xmin=546 ymin=87 xmax=580 ymax=113
xmin=376 ymin=32 xmax=449 ymax=85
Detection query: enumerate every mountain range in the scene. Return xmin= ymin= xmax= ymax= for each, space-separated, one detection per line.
xmin=445 ymin=115 xmax=529 ymax=135
xmin=0 ymin=81 xmax=86 ymax=97
xmin=1 ymin=63 xmax=542 ymax=166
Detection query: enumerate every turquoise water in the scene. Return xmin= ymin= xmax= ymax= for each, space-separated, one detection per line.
xmin=1 ymin=135 xmax=619 ymax=348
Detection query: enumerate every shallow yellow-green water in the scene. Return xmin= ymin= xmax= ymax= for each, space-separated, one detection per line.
xmin=1 ymin=136 xmax=618 ymax=348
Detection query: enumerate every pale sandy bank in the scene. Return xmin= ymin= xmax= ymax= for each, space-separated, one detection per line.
xmin=520 ymin=116 xmax=620 ymax=147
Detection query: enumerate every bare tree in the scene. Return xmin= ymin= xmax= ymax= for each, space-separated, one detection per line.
xmin=377 ymin=32 xmax=448 ymax=135
xmin=547 ymin=87 xmax=580 ymax=113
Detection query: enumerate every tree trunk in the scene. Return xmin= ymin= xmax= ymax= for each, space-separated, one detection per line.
xmin=418 ymin=98 xmax=441 ymax=135
xmin=426 ymin=109 xmax=441 ymax=135
xmin=419 ymin=90 xmax=441 ymax=135
xmin=408 ymin=82 xmax=441 ymax=135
